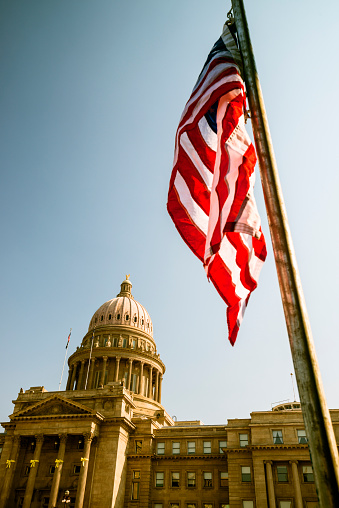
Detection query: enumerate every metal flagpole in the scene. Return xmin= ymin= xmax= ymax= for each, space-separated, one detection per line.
xmin=58 ymin=328 xmax=72 ymax=391
xmin=231 ymin=1 xmax=339 ymax=505
xmin=84 ymin=331 xmax=95 ymax=390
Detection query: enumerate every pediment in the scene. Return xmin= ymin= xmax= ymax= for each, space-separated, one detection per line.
xmin=10 ymin=395 xmax=97 ymax=420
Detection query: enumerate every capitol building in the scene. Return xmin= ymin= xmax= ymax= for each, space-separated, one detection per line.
xmin=0 ymin=277 xmax=330 ymax=508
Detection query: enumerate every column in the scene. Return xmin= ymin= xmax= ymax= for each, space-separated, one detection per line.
xmin=138 ymin=362 xmax=144 ymax=395
xmin=265 ymin=461 xmax=276 ymax=508
xmin=114 ymin=357 xmax=120 ymax=382
xmin=77 ymin=360 xmax=86 ymax=390
xmin=155 ymin=371 xmax=159 ymax=402
xmin=66 ymin=366 xmax=73 ymax=390
xmin=148 ymin=366 xmax=153 ymax=399
xmin=74 ymin=432 xmax=93 ymax=508
xmin=87 ymin=359 xmax=95 ymax=390
xmin=0 ymin=435 xmax=21 ymax=508
xmin=158 ymin=376 xmax=163 ymax=404
xmin=22 ymin=434 xmax=44 ymax=508
xmin=290 ymin=461 xmax=303 ymax=508
xmin=48 ymin=434 xmax=67 ymax=508
xmin=127 ymin=359 xmax=133 ymax=390
xmin=70 ymin=362 xmax=78 ymax=390
xmin=101 ymin=356 xmax=108 ymax=386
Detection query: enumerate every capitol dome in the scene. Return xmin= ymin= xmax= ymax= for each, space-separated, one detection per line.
xmin=88 ymin=277 xmax=153 ymax=339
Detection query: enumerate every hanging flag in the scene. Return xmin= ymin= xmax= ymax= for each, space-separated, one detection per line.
xmin=65 ymin=330 xmax=72 ymax=349
xmin=167 ymin=23 xmax=267 ymax=345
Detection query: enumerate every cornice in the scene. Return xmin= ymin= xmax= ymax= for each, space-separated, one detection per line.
xmin=248 ymin=444 xmax=309 ymax=451
xmin=9 ymin=414 xmax=104 ymax=423
xmin=150 ymin=454 xmax=227 ymax=460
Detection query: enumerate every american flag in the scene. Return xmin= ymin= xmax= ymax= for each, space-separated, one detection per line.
xmin=167 ymin=23 xmax=267 ymax=345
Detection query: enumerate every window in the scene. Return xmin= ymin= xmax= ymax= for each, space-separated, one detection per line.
xmin=132 ymin=339 xmax=137 ymax=348
xmin=219 ymin=440 xmax=227 ymax=453
xmin=239 ymin=434 xmax=248 ymax=447
xmin=154 ymin=505 xmax=163 ymax=508
xmin=220 ymin=505 xmax=230 ymax=508
xmin=73 ymin=464 xmax=81 ymax=474
xmin=242 ymin=502 xmax=254 ymax=508
xmin=172 ymin=442 xmax=180 ymax=454
xmin=220 ymin=471 xmax=229 ymax=486
xmin=133 ymin=471 xmax=140 ymax=479
xmin=131 ymin=374 xmax=137 ymax=393
xmin=78 ymin=436 xmax=84 ymax=450
xmin=155 ymin=472 xmax=164 ymax=487
xmin=157 ymin=442 xmax=165 ymax=455
xmin=241 ymin=466 xmax=251 ymax=482
xmin=170 ymin=505 xmax=180 ymax=508
xmin=188 ymin=504 xmax=197 ymax=508
xmin=187 ymin=471 xmax=196 ymax=487
xmin=187 ymin=441 xmax=196 ymax=454
xmin=122 ymin=338 xmax=127 ymax=347
xmin=109 ymin=314 xmax=112 ymax=320
xmin=93 ymin=370 xmax=101 ymax=388
xmin=203 ymin=505 xmax=213 ymax=508
xmin=24 ymin=465 xmax=30 ymax=475
xmin=117 ymin=313 xmax=121 ymax=320
xmin=126 ymin=314 xmax=130 ymax=320
xmin=303 ymin=465 xmax=314 ymax=482
xmin=277 ymin=466 xmax=288 ymax=482
xmin=101 ymin=315 xmax=103 ymax=321
xmin=135 ymin=440 xmax=142 ymax=453
xmin=203 ymin=472 xmax=213 ymax=487
xmin=42 ymin=498 xmax=49 ymax=508
xmin=279 ymin=502 xmax=292 ymax=508
xmin=49 ymin=465 xmax=55 ymax=475
xmin=203 ymin=441 xmax=212 ymax=454
xmin=131 ymin=482 xmax=139 ymax=500
xmin=272 ymin=430 xmax=284 ymax=444
xmin=171 ymin=472 xmax=180 ymax=487
xmin=134 ymin=316 xmax=137 ymax=323
xmin=297 ymin=429 xmax=308 ymax=444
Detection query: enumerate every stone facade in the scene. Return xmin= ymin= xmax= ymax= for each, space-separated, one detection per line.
xmin=0 ymin=278 xmax=330 ymax=507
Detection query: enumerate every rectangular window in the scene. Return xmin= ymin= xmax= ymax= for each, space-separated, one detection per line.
xmin=187 ymin=441 xmax=196 ymax=454
xmin=78 ymin=436 xmax=84 ymax=450
xmin=122 ymin=338 xmax=127 ymax=347
xmin=49 ymin=465 xmax=55 ymax=475
xmin=24 ymin=465 xmax=30 ymax=475
xmin=157 ymin=442 xmax=165 ymax=455
xmin=303 ymin=465 xmax=314 ymax=482
xmin=297 ymin=429 xmax=308 ymax=444
xmin=277 ymin=466 xmax=288 ymax=482
xmin=93 ymin=370 xmax=101 ymax=389
xmin=242 ymin=502 xmax=254 ymax=508
xmin=131 ymin=373 xmax=137 ymax=393
xmin=279 ymin=502 xmax=292 ymax=508
xmin=171 ymin=472 xmax=180 ymax=487
xmin=203 ymin=441 xmax=212 ymax=454
xmin=133 ymin=471 xmax=140 ymax=479
xmin=155 ymin=472 xmax=164 ymax=487
xmin=220 ymin=505 xmax=230 ymax=508
xmin=203 ymin=504 xmax=213 ymax=508
xmin=220 ymin=471 xmax=229 ymax=487
xmin=203 ymin=472 xmax=213 ymax=487
xmin=154 ymin=505 xmax=163 ymax=508
xmin=219 ymin=440 xmax=227 ymax=453
xmin=187 ymin=471 xmax=196 ymax=487
xmin=239 ymin=434 xmax=248 ymax=447
xmin=241 ymin=466 xmax=251 ymax=482
xmin=135 ymin=440 xmax=142 ymax=453
xmin=132 ymin=339 xmax=137 ymax=348
xmin=73 ymin=464 xmax=81 ymax=474
xmin=272 ymin=430 xmax=284 ymax=444
xmin=172 ymin=442 xmax=180 ymax=454
xmin=170 ymin=505 xmax=180 ymax=508
xmin=42 ymin=498 xmax=49 ymax=508
xmin=131 ymin=482 xmax=139 ymax=500
xmin=113 ymin=337 xmax=118 ymax=347
xmin=143 ymin=375 xmax=149 ymax=397
xmin=187 ymin=504 xmax=197 ymax=508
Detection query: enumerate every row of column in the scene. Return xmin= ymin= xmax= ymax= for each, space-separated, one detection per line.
xmin=66 ymin=357 xmax=163 ymax=402
xmin=0 ymin=432 xmax=94 ymax=508
xmin=265 ymin=460 xmax=303 ymax=508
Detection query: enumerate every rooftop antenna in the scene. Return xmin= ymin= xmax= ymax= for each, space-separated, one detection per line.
xmin=290 ymin=372 xmax=297 ymax=402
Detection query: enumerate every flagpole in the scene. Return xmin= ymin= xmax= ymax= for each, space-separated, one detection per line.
xmin=58 ymin=328 xmax=72 ymax=391
xmin=231 ymin=1 xmax=339 ymax=505
xmin=84 ymin=331 xmax=94 ymax=390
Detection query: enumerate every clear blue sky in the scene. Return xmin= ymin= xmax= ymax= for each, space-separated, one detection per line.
xmin=1 ymin=0 xmax=339 ymax=425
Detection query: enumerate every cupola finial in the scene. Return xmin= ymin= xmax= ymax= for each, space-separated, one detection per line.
xmin=117 ymin=275 xmax=133 ymax=298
